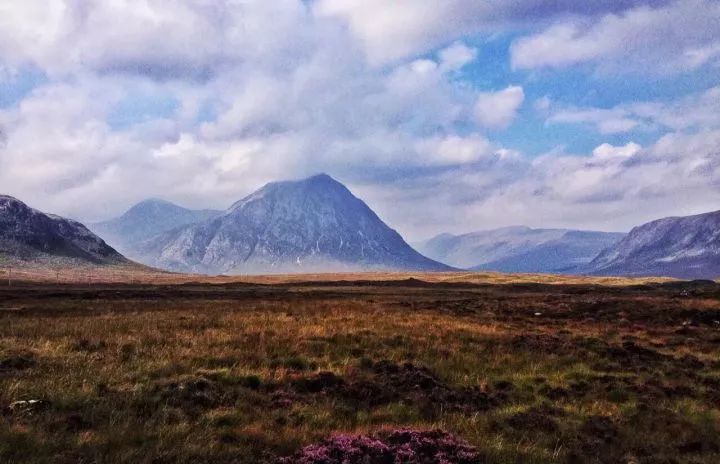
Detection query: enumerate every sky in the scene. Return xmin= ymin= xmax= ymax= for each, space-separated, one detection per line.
xmin=0 ymin=0 xmax=719 ymax=241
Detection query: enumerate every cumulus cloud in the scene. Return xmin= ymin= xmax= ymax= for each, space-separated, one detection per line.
xmin=511 ymin=0 xmax=720 ymax=73
xmin=314 ymin=0 xmax=673 ymax=64
xmin=0 ymin=0 xmax=312 ymax=79
xmin=414 ymin=134 xmax=499 ymax=165
xmin=592 ymin=142 xmax=642 ymax=159
xmin=355 ymin=128 xmax=720 ymax=239
xmin=451 ymin=130 xmax=720 ymax=235
xmin=474 ymin=86 xmax=525 ymax=129
xmin=0 ymin=2 xmax=493 ymax=222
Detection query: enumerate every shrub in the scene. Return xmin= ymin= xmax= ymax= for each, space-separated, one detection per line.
xmin=277 ymin=428 xmax=482 ymax=463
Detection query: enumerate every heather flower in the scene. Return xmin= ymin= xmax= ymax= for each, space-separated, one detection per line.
xmin=277 ymin=429 xmax=482 ymax=463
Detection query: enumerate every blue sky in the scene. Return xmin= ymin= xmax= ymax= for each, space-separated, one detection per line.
xmin=0 ymin=0 xmax=719 ymax=239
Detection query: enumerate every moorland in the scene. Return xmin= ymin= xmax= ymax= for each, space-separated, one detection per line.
xmin=1 ymin=272 xmax=719 ymax=463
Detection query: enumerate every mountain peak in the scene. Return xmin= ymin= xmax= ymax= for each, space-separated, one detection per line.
xmin=0 ymin=194 xmax=22 ymax=206
xmin=271 ymin=173 xmax=344 ymax=191
xmin=135 ymin=197 xmax=176 ymax=207
xmin=306 ymin=173 xmax=336 ymax=183
xmin=136 ymin=175 xmax=450 ymax=274
xmin=125 ymin=198 xmax=185 ymax=215
xmin=89 ymin=199 xmax=222 ymax=255
xmin=230 ymin=173 xmax=351 ymax=213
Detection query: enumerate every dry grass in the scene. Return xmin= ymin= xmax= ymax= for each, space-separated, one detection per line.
xmin=0 ymin=261 xmax=680 ymax=286
xmin=1 ymin=276 xmax=719 ymax=463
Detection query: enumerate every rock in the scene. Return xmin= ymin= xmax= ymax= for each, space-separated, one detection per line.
xmin=7 ymin=399 xmax=50 ymax=416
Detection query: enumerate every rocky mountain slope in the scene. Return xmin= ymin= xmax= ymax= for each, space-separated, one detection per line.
xmin=587 ymin=210 xmax=720 ymax=279
xmin=90 ymin=199 xmax=220 ymax=256
xmin=135 ymin=174 xmax=451 ymax=274
xmin=0 ymin=195 xmax=127 ymax=265
xmin=417 ymin=227 xmax=624 ymax=273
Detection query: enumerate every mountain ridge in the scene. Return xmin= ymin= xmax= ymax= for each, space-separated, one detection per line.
xmin=0 ymin=194 xmax=127 ymax=266
xmin=416 ymin=227 xmax=625 ymax=273
xmin=586 ymin=209 xmax=720 ymax=279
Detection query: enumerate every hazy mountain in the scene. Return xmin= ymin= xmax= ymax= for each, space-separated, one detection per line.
xmin=416 ymin=227 xmax=625 ymax=273
xmin=473 ymin=230 xmax=626 ymax=273
xmin=135 ymin=174 xmax=451 ymax=274
xmin=587 ymin=210 xmax=720 ymax=279
xmin=90 ymin=198 xmax=221 ymax=256
xmin=0 ymin=195 xmax=127 ymax=265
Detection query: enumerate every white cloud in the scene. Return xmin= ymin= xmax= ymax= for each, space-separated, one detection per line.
xmin=0 ymin=0 xmax=718 ymax=242
xmin=313 ymin=0 xmax=478 ymax=65
xmin=414 ymin=134 xmax=496 ymax=165
xmin=511 ymin=0 xmax=720 ymax=73
xmin=547 ymin=86 xmax=720 ymax=134
xmin=592 ymin=142 xmax=642 ymax=159
xmin=549 ymin=108 xmax=641 ymax=134
xmin=474 ymin=86 xmax=525 ymax=129
xmin=314 ymin=0 xmax=675 ymax=65
xmin=684 ymin=42 xmax=720 ymax=68
xmin=0 ymin=8 xmax=495 ymax=222
xmin=0 ymin=0 xmax=312 ymax=79
xmin=438 ymin=42 xmax=478 ymax=73
xmin=456 ymin=129 xmax=720 ymax=235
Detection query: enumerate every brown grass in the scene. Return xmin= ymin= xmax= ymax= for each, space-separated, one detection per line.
xmin=0 ymin=261 xmax=679 ymax=286
xmin=0 ymin=275 xmax=718 ymax=463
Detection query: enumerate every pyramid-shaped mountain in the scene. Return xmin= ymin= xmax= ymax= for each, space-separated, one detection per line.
xmin=136 ymin=174 xmax=451 ymax=274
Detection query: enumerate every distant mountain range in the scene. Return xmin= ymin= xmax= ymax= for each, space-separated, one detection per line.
xmin=89 ymin=199 xmax=220 ymax=258
xmin=3 ymin=175 xmax=720 ymax=279
xmin=118 ymin=174 xmax=451 ymax=274
xmin=415 ymin=227 xmax=625 ymax=274
xmin=586 ymin=210 xmax=720 ymax=279
xmin=0 ymin=195 xmax=126 ymax=266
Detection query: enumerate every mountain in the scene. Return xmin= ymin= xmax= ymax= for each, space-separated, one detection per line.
xmin=587 ymin=210 xmax=720 ymax=279
xmin=135 ymin=174 xmax=451 ymax=274
xmin=0 ymin=195 xmax=127 ymax=265
xmin=472 ymin=230 xmax=626 ymax=273
xmin=416 ymin=227 xmax=624 ymax=273
xmin=89 ymin=199 xmax=221 ymax=257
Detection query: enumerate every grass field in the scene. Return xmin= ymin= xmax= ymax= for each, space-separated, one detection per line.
xmin=1 ymin=273 xmax=719 ymax=463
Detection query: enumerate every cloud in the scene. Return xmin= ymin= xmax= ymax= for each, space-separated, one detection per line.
xmin=0 ymin=0 xmax=312 ymax=79
xmin=454 ymin=129 xmax=720 ymax=234
xmin=313 ymin=0 xmax=673 ymax=64
xmin=414 ymin=134 xmax=499 ymax=165
xmin=0 ymin=8 xmax=494 ymax=222
xmin=0 ymin=0 xmax=718 ymax=242
xmin=592 ymin=142 xmax=642 ymax=159
xmin=549 ymin=107 xmax=641 ymax=134
xmin=438 ymin=42 xmax=477 ymax=73
xmin=474 ymin=86 xmax=525 ymax=129
xmin=357 ymin=129 xmax=720 ymax=239
xmin=511 ymin=0 xmax=720 ymax=73
xmin=547 ymin=86 xmax=720 ymax=134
